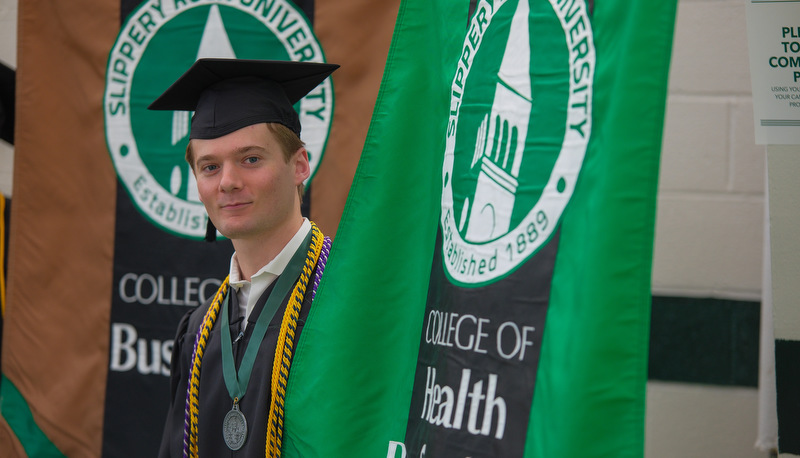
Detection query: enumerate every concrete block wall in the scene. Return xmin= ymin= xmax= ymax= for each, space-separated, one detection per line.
xmin=0 ymin=0 xmax=14 ymax=197
xmin=653 ymin=0 xmax=765 ymax=301
xmin=647 ymin=0 xmax=768 ymax=457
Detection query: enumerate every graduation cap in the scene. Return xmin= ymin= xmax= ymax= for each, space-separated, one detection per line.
xmin=148 ymin=58 xmax=339 ymax=139
xmin=149 ymin=58 xmax=339 ymax=241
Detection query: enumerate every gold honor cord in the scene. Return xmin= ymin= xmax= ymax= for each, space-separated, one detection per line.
xmin=187 ymin=277 xmax=230 ymax=458
xmin=185 ymin=222 xmax=324 ymax=458
xmin=266 ymin=222 xmax=324 ymax=457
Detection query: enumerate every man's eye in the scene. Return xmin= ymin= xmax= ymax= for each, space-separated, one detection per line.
xmin=245 ymin=157 xmax=259 ymax=164
xmin=202 ymin=164 xmax=218 ymax=172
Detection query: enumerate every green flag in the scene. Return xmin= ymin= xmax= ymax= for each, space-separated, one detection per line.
xmin=282 ymin=0 xmax=465 ymax=455
xmin=283 ymin=0 xmax=677 ymax=456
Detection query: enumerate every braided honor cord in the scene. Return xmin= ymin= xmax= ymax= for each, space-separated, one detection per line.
xmin=265 ymin=223 xmax=326 ymax=457
xmin=184 ymin=278 xmax=230 ymax=458
xmin=311 ymin=236 xmax=331 ymax=300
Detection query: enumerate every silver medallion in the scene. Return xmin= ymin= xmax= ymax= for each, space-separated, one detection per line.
xmin=222 ymin=403 xmax=248 ymax=451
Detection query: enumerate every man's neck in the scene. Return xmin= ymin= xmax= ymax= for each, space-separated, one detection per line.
xmin=232 ymin=216 xmax=304 ymax=281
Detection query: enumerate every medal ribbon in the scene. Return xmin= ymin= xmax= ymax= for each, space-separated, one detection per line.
xmin=219 ymin=229 xmax=312 ymax=405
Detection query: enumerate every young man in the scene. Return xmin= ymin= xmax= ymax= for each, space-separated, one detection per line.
xmin=149 ymin=58 xmax=338 ymax=457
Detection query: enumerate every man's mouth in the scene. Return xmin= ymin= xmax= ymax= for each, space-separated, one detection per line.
xmin=221 ymin=201 xmax=251 ymax=210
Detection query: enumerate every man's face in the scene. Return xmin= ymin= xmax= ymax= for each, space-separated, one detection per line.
xmin=191 ymin=123 xmax=309 ymax=242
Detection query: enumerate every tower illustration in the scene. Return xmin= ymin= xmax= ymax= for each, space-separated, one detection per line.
xmin=463 ymin=0 xmax=532 ymax=243
xmin=170 ymin=5 xmax=236 ymax=202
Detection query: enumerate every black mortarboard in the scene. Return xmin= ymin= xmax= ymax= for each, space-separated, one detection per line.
xmin=148 ymin=58 xmax=338 ymax=139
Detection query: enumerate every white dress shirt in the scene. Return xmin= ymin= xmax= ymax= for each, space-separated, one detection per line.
xmin=228 ymin=219 xmax=311 ymax=327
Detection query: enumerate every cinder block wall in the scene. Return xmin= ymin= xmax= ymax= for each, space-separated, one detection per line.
xmin=0 ymin=0 xmax=771 ymax=456
xmin=647 ymin=0 xmax=768 ymax=457
xmin=0 ymin=0 xmax=15 ymax=197
xmin=654 ymin=0 xmax=764 ymax=301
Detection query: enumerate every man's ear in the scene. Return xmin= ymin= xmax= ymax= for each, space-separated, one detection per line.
xmin=293 ymin=147 xmax=311 ymax=185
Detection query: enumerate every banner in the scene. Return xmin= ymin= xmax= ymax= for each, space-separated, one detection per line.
xmin=1 ymin=0 xmax=398 ymax=456
xmin=283 ymin=0 xmax=676 ymax=456
xmin=0 ymin=2 xmax=119 ymax=455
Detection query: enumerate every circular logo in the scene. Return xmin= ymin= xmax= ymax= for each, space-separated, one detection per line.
xmin=104 ymin=0 xmax=334 ymax=239
xmin=441 ymin=0 xmax=595 ymax=286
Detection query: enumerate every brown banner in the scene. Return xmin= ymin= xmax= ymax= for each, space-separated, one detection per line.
xmin=311 ymin=0 xmax=401 ymax=238
xmin=1 ymin=1 xmax=119 ymax=456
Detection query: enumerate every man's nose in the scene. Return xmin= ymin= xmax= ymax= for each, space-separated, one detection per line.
xmin=219 ymin=164 xmax=242 ymax=192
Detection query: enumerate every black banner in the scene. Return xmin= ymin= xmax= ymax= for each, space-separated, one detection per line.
xmin=101 ymin=0 xmax=319 ymax=455
xmin=405 ymin=228 xmax=559 ymax=457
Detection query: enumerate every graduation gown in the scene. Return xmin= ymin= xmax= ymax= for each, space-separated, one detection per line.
xmin=158 ymin=254 xmax=316 ymax=457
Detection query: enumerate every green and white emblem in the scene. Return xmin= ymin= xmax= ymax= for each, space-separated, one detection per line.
xmin=104 ymin=0 xmax=334 ymax=239
xmin=441 ymin=0 xmax=594 ymax=286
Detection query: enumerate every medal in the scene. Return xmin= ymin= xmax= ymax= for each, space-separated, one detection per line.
xmin=222 ymin=399 xmax=248 ymax=450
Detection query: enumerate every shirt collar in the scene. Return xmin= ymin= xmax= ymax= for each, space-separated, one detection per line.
xmin=229 ymin=218 xmax=312 ymax=289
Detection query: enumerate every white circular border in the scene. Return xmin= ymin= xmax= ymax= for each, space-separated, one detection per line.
xmin=104 ymin=0 xmax=333 ymax=239
xmin=441 ymin=0 xmax=595 ymax=285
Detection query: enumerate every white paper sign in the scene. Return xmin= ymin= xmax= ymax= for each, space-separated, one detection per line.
xmin=747 ymin=0 xmax=800 ymax=145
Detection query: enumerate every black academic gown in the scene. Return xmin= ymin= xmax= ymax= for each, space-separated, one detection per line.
xmin=158 ymin=257 xmax=316 ymax=458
